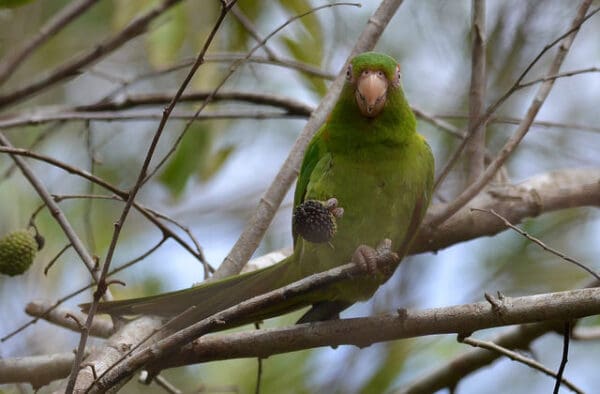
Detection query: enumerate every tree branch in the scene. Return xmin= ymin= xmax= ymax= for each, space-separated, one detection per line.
xmin=466 ymin=0 xmax=487 ymax=185
xmin=460 ymin=335 xmax=583 ymax=394
xmin=154 ymin=287 xmax=600 ymax=370
xmin=413 ymin=167 xmax=600 ymax=253
xmin=0 ymin=133 xmax=108 ymax=295
xmin=0 ymin=0 xmax=183 ymax=109
xmin=0 ymin=0 xmax=101 ymax=86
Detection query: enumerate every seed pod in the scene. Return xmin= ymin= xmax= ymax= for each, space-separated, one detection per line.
xmin=0 ymin=229 xmax=38 ymax=276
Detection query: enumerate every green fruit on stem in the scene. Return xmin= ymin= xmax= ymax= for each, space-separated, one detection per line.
xmin=0 ymin=229 xmax=39 ymax=276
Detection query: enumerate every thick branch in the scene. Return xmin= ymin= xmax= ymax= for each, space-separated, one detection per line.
xmin=413 ymin=167 xmax=600 ymax=253
xmin=156 ymin=287 xmax=600 ymax=368
xmin=0 ymin=351 xmax=91 ymax=390
xmin=25 ymin=302 xmax=113 ymax=338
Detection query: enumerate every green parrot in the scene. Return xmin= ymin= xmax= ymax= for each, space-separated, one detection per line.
xmin=82 ymin=52 xmax=434 ymax=327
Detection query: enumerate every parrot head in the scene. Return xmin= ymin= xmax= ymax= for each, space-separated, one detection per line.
xmin=346 ymin=52 xmax=401 ymax=118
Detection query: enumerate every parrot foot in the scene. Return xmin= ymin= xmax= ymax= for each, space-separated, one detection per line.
xmin=324 ymin=197 xmax=344 ymax=219
xmin=352 ymin=239 xmax=399 ymax=276
xmin=293 ymin=198 xmax=344 ymax=244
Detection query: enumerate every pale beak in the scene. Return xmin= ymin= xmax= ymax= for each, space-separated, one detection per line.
xmin=355 ymin=70 xmax=388 ymax=118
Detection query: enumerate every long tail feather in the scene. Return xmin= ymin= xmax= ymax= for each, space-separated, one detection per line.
xmin=79 ymin=256 xmax=304 ymax=325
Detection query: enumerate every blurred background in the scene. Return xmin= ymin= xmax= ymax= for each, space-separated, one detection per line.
xmin=0 ymin=0 xmax=599 ymax=392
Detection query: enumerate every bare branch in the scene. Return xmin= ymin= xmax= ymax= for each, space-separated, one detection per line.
xmin=554 ymin=322 xmax=572 ymax=394
xmin=25 ymin=302 xmax=113 ymax=338
xmin=0 ymin=133 xmax=108 ymax=295
xmin=413 ymin=167 xmax=600 ymax=254
xmin=76 ymin=90 xmax=313 ymax=114
xmin=466 ymin=0 xmax=487 ymax=184
xmin=0 ymin=0 xmax=183 ymax=109
xmin=0 ymin=147 xmax=206 ymax=263
xmin=460 ymin=335 xmax=583 ymax=394
xmin=0 ymin=0 xmax=100 ymax=86
xmin=472 ymin=208 xmax=600 ymax=281
xmin=152 ymin=287 xmax=600 ymax=370
xmin=0 ymin=351 xmax=91 ymax=390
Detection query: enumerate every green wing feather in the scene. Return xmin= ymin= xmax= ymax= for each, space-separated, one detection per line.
xmin=292 ymin=125 xmax=328 ymax=244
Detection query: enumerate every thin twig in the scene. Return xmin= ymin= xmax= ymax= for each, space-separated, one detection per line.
xmin=231 ymin=5 xmax=278 ymax=59
xmin=66 ymin=2 xmax=236 ymax=392
xmin=0 ymin=0 xmax=183 ymax=109
xmin=149 ymin=373 xmax=183 ymax=394
xmin=0 ymin=109 xmax=305 ymax=129
xmin=0 ymin=0 xmax=100 ymax=86
xmin=100 ymin=53 xmax=334 ymax=102
xmin=75 ymin=90 xmax=313 ymax=114
xmin=460 ymin=336 xmax=582 ymax=394
xmin=254 ymin=321 xmax=263 ymax=394
xmin=517 ymin=66 xmax=600 ymax=89
xmin=0 ymin=133 xmax=108 ymax=292
xmin=554 ymin=322 xmax=572 ymax=394
xmin=436 ymin=113 xmax=600 ymax=134
xmin=0 ymin=147 xmax=209 ymax=266
xmin=43 ymin=243 xmax=72 ymax=275
xmin=0 ymin=237 xmax=167 ymax=342
xmin=472 ymin=208 xmax=600 ymax=281
xmin=411 ymin=106 xmax=464 ymax=139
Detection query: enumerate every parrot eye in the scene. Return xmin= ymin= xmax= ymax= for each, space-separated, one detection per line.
xmin=395 ymin=64 xmax=402 ymax=85
xmin=377 ymin=70 xmax=384 ymax=78
xmin=346 ymin=65 xmax=353 ymax=81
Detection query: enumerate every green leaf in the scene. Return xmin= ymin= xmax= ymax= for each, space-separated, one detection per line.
xmin=279 ymin=0 xmax=326 ymax=95
xmin=227 ymin=0 xmax=266 ymax=51
xmin=111 ymin=0 xmax=152 ymax=30
xmin=145 ymin=3 xmax=187 ymax=68
xmin=281 ymin=36 xmax=326 ymax=95
xmin=199 ymin=145 xmax=235 ymax=182
xmin=159 ymin=124 xmax=212 ymax=197
xmin=159 ymin=124 xmax=234 ymax=197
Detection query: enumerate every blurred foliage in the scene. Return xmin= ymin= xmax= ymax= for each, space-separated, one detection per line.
xmin=159 ymin=123 xmax=235 ymax=197
xmin=0 ymin=1 xmax=599 ymax=393
xmin=0 ymin=0 xmax=35 ymax=8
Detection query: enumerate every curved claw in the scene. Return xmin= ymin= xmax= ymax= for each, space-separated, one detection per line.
xmin=352 ymin=239 xmax=400 ymax=276
xmin=325 ymin=198 xmax=344 ymax=219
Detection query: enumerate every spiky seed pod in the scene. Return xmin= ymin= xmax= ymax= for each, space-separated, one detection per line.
xmin=0 ymin=229 xmax=38 ymax=276
xmin=293 ymin=200 xmax=337 ymax=244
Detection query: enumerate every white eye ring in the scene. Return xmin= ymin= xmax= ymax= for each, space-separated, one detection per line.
xmin=346 ymin=65 xmax=353 ymax=81
xmin=377 ymin=70 xmax=384 ymax=77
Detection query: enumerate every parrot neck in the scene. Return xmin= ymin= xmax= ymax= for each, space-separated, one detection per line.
xmin=325 ymin=85 xmax=417 ymax=152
